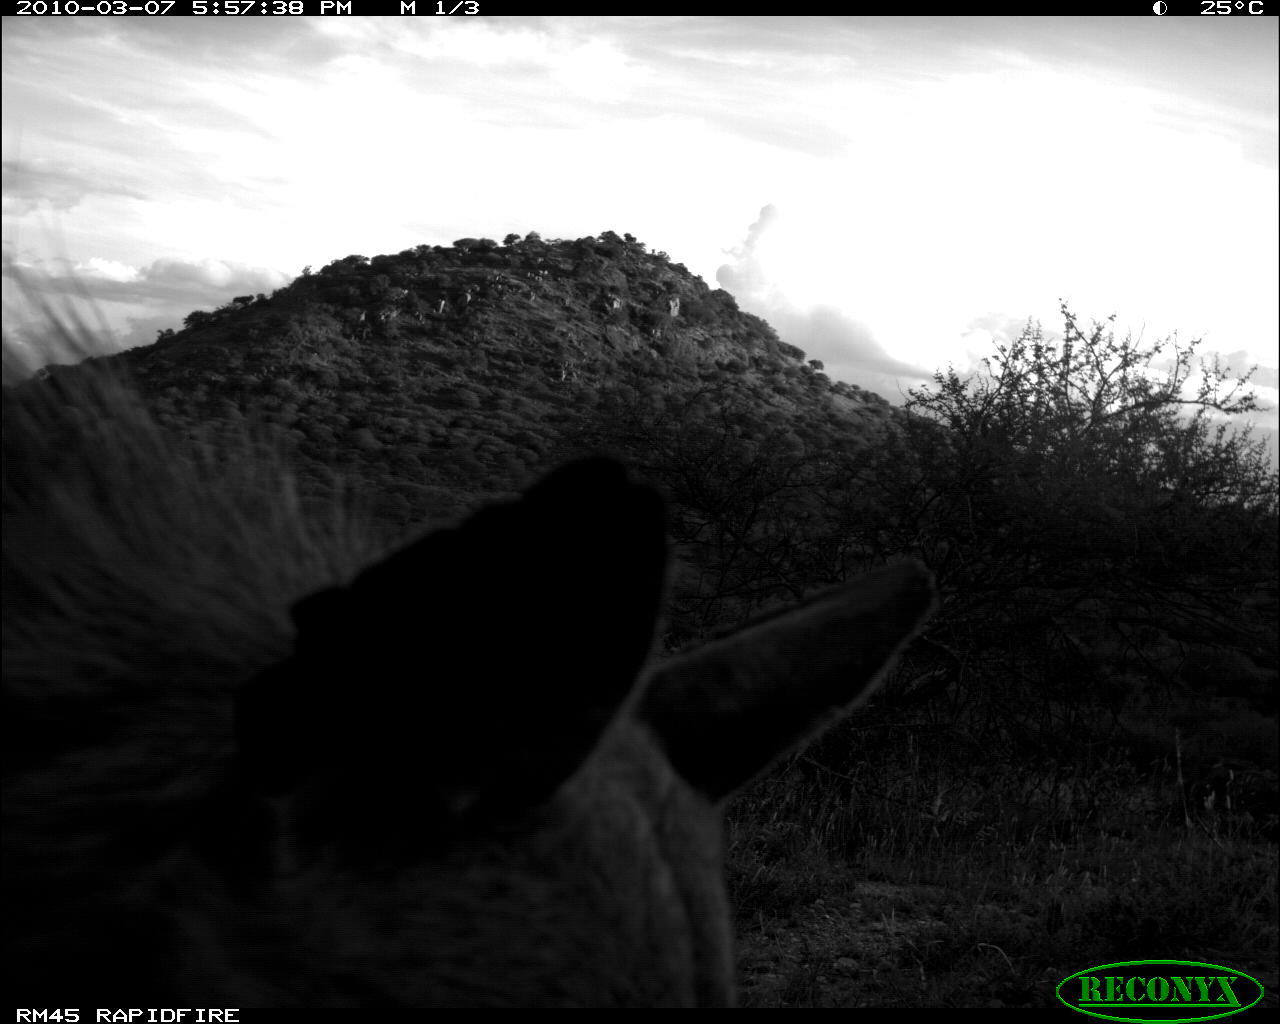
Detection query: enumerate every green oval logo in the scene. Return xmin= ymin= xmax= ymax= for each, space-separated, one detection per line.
xmin=1056 ymin=961 xmax=1264 ymax=1022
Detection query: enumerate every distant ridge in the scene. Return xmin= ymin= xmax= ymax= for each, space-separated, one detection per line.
xmin=18 ymin=230 xmax=899 ymax=532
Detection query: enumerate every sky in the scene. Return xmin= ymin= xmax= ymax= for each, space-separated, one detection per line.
xmin=3 ymin=16 xmax=1277 ymax=456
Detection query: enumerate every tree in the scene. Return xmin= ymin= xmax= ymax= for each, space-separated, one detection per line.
xmin=903 ymin=303 xmax=1272 ymax=588
xmin=876 ymin=303 xmax=1276 ymax=746
xmin=597 ymin=231 xmax=625 ymax=257
xmin=564 ymin=383 xmax=855 ymax=644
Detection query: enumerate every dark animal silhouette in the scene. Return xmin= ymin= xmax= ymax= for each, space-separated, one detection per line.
xmin=4 ymin=359 xmax=935 ymax=1006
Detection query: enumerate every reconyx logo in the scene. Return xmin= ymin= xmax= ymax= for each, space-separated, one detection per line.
xmin=1057 ymin=961 xmax=1264 ymax=1022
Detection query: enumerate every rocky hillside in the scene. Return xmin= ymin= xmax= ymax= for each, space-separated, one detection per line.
xmin=41 ymin=231 xmax=899 ymax=541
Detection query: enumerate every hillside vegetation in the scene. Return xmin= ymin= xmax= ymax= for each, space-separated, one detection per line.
xmin=97 ymin=231 xmax=885 ymax=532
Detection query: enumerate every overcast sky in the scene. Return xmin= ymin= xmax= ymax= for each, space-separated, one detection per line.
xmin=3 ymin=16 xmax=1276 ymax=450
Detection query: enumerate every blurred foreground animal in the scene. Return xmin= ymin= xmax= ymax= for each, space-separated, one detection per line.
xmin=3 ymin=355 xmax=936 ymax=1007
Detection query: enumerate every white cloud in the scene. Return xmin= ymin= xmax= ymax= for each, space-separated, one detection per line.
xmin=76 ymin=257 xmax=140 ymax=283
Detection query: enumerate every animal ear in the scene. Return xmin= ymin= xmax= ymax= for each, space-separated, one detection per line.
xmin=639 ymin=562 xmax=936 ymax=802
xmin=235 ymin=457 xmax=667 ymax=818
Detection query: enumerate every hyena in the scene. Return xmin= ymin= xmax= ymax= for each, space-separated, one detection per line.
xmin=3 ymin=348 xmax=936 ymax=1007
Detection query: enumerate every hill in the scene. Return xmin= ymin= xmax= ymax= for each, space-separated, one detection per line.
xmin=65 ymin=230 xmax=894 ymax=536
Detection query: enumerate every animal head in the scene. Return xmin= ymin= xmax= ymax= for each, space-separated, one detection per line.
xmin=4 ymin=373 xmax=935 ymax=1007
